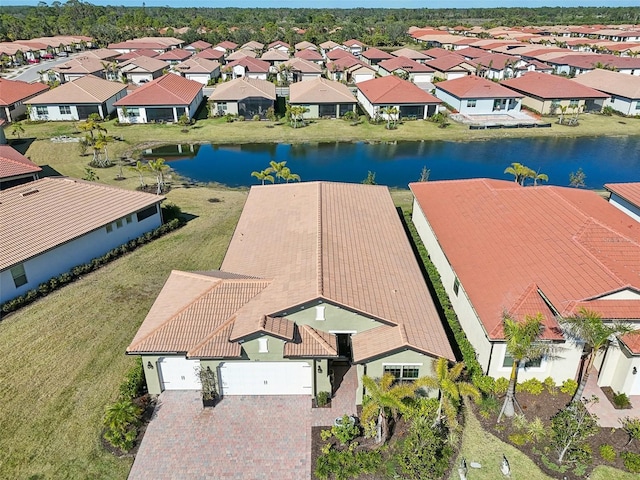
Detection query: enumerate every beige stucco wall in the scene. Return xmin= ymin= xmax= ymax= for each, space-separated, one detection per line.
xmin=521 ymin=96 xmax=587 ymax=115
xmin=597 ymin=341 xmax=640 ymax=395
xmin=286 ymin=301 xmax=381 ymax=334
xmin=140 ymin=355 xmax=164 ymax=395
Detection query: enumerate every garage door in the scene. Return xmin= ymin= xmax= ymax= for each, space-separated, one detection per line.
xmin=219 ymin=362 xmax=312 ymax=395
xmin=158 ymin=357 xmax=201 ymax=390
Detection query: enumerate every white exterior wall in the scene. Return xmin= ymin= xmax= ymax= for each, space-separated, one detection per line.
xmin=356 ymin=90 xmax=376 ymax=118
xmin=246 ymin=72 xmax=268 ymax=80
xmin=117 ymin=92 xmax=201 ymax=124
xmin=445 ymin=71 xmax=468 ymax=80
xmin=608 ymin=95 xmax=637 ymax=116
xmin=301 ymin=73 xmax=321 ymax=81
xmin=1 ymin=204 xmax=162 ymax=303
xmin=129 ymin=73 xmax=154 ymax=85
xmin=184 ymin=72 xmax=214 ymax=85
xmin=598 ymin=341 xmax=640 ymax=395
xmin=353 ymin=72 xmax=375 ymax=83
xmin=609 ymin=193 xmax=640 ymax=223
xmin=412 ymin=72 xmax=434 ymax=83
xmin=210 ymin=101 xmax=239 ymax=116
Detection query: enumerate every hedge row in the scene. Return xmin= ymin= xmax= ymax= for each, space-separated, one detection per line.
xmin=1 ymin=218 xmax=182 ymax=317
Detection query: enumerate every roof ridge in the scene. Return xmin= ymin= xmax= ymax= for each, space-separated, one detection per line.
xmin=301 ymin=324 xmax=335 ymax=355
xmin=507 ymin=282 xmax=539 ymax=316
xmin=187 ymin=314 xmax=238 ymax=357
xmin=317 ymin=182 xmax=324 ymax=296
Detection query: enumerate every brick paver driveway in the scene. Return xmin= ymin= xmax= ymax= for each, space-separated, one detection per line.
xmin=128 ymin=392 xmax=312 ymax=480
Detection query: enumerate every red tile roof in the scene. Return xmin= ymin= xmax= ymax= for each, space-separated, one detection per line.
xmin=115 ymin=49 xmax=159 ymax=61
xmin=361 ymin=47 xmax=394 ymax=60
xmin=225 ymin=56 xmax=270 ymax=73
xmin=501 ymin=72 xmax=609 ymax=100
xmin=426 ymin=54 xmax=475 ymax=72
xmin=326 ymin=49 xmax=357 ymax=61
xmin=215 ymin=41 xmax=238 ymax=50
xmin=410 ymin=179 xmax=640 ymax=341
xmin=114 ymin=74 xmax=202 ymax=106
xmin=435 ymin=75 xmax=523 ymax=99
xmin=605 ymin=183 xmax=640 ymax=208
xmin=474 ymin=52 xmax=521 ymax=69
xmin=294 ymin=49 xmax=323 ymax=61
xmin=0 ymin=145 xmax=41 ymax=179
xmin=378 ymin=57 xmax=435 ymax=74
xmin=357 ymin=76 xmax=442 ymax=105
xmin=187 ymin=40 xmax=212 ymax=50
xmin=0 ymin=79 xmax=48 ymax=106
xmin=194 ymin=48 xmax=225 ymax=61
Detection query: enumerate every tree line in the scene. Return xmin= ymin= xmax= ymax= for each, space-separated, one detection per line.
xmin=2 ymin=2 xmax=639 ymax=48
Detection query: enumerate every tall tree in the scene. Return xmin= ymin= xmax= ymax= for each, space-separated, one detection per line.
xmin=147 ymin=158 xmax=169 ymax=194
xmin=250 ymin=168 xmax=274 ymax=185
xmin=504 ymin=162 xmax=529 ymax=185
xmin=268 ymin=160 xmax=287 ymax=183
xmin=560 ymin=308 xmax=633 ymax=403
xmin=129 ymin=160 xmax=148 ymax=188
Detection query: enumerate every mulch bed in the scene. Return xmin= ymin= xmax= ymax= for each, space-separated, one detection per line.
xmin=473 ymin=392 xmax=640 ymax=479
xmin=135 ymin=185 xmax=172 ymax=195
xmin=601 ymin=386 xmax=633 ymax=409
xmin=101 ymin=394 xmax=157 ymax=458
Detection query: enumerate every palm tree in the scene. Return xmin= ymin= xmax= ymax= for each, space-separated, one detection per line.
xmin=498 ymin=313 xmax=553 ymax=422
xmin=280 ymin=166 xmax=301 ymax=183
xmin=11 ymin=122 xmax=25 ymax=139
xmin=147 ymin=158 xmax=169 ymax=194
xmin=415 ymin=358 xmax=479 ymax=428
xmin=527 ymin=168 xmax=549 ymax=186
xmin=268 ymin=160 xmax=287 ymax=183
xmin=361 ymin=373 xmax=416 ymax=444
xmin=381 ymin=106 xmax=399 ymax=130
xmin=558 ymin=105 xmax=568 ymax=125
xmin=504 ymin=162 xmax=529 ymax=185
xmin=129 ymin=161 xmax=148 ymax=187
xmin=560 ymin=308 xmax=633 ymax=404
xmin=251 ymin=168 xmax=275 ymax=185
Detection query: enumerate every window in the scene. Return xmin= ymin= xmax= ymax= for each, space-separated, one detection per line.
xmin=35 ymin=106 xmax=48 ymax=116
xmin=453 ymin=278 xmax=460 ymax=296
xmin=10 ymin=264 xmax=28 ymax=288
xmin=384 ymin=365 xmax=420 ymax=381
xmin=466 ymin=99 xmax=477 ymax=108
xmin=502 ymin=354 xmax=543 ymax=369
xmin=258 ymin=337 xmax=268 ymax=353
xmin=128 ymin=108 xmax=140 ymax=117
xmin=125 ymin=215 xmax=132 ymax=224
xmin=116 ymin=219 xmax=123 ymax=229
xmin=59 ymin=105 xmax=71 ymax=115
xmin=569 ymin=99 xmax=579 ymax=108
xmin=136 ymin=205 xmax=157 ymax=222
xmin=635 ymin=102 xmax=640 ymax=110
xmin=106 ymin=223 xmax=113 ymax=233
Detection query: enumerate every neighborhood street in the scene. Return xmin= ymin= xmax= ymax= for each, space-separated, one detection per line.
xmin=3 ymin=53 xmax=81 ymax=83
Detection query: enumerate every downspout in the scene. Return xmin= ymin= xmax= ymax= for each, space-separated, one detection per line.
xmin=486 ymin=342 xmax=495 ymax=376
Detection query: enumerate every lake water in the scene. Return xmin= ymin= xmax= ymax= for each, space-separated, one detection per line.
xmin=147 ymin=136 xmax=640 ymax=189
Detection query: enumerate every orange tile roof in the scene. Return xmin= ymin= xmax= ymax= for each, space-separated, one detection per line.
xmin=225 ymin=56 xmax=270 ymax=73
xmin=501 ymin=72 xmax=609 ymax=99
xmin=29 ymin=76 xmax=127 ymax=105
xmin=0 ymin=177 xmax=164 ymax=271
xmin=175 ymin=57 xmax=220 ymax=74
xmin=115 ymin=49 xmax=159 ymax=61
xmin=0 ymin=79 xmax=49 ymax=106
xmin=621 ymin=330 xmax=640 ymax=355
xmin=378 ymin=57 xmax=435 ymax=74
xmin=435 ymin=75 xmax=523 ymax=99
xmin=194 ymin=49 xmax=225 ymax=61
xmin=326 ymin=49 xmax=357 ymax=61
xmin=357 ymin=76 xmax=442 ymax=105
xmin=361 ymin=47 xmax=394 ymax=60
xmin=0 ymin=145 xmax=41 ymax=179
xmin=114 ymin=74 xmax=202 ymax=106
xmin=605 ymin=183 xmax=640 ymax=208
xmin=410 ymin=179 xmax=640 ymax=341
xmin=156 ymin=48 xmax=192 ymax=61
xmin=284 ymin=325 xmax=338 ymax=358
xmin=426 ymin=54 xmax=475 ymax=72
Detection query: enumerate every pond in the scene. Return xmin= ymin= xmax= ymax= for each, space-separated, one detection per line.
xmin=144 ymin=136 xmax=640 ymax=189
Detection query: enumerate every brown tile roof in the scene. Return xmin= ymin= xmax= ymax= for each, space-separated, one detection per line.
xmin=361 ymin=47 xmax=394 ymax=61
xmin=422 ymin=47 xmax=458 ymax=59
xmin=344 ymin=39 xmax=365 ymax=47
xmin=0 ymin=145 xmax=41 ymax=179
xmin=290 ymin=77 xmax=356 ymax=104
xmin=187 ymin=40 xmax=212 ymax=50
xmin=120 ymin=55 xmax=167 ymax=73
xmin=410 ymin=179 xmax=640 ymax=341
xmin=268 ymin=41 xmax=290 ymax=50
xmin=284 ymin=325 xmax=338 ymax=358
xmin=319 ymin=41 xmax=340 ymax=50
xmin=52 ymin=56 xmax=105 ymax=75
xmin=208 ymin=77 xmax=276 ymax=101
xmin=215 ymin=41 xmax=238 ymax=51
xmin=241 ymin=41 xmax=264 ymax=51
xmin=175 ymin=57 xmax=220 ymax=74
xmin=357 ymin=76 xmax=442 ymax=105
xmin=295 ymin=41 xmax=318 ymax=51
xmin=571 ymin=69 xmax=640 ymax=100
xmin=501 ymin=72 xmax=609 ymax=99
xmin=114 ymin=74 xmax=202 ymax=106
xmin=29 ymin=76 xmax=127 ymax=105
xmin=0 ymin=79 xmax=48 ymax=107
xmin=605 ymin=183 xmax=640 ymax=208
xmin=436 ymin=75 xmax=523 ymax=99
xmin=294 ymin=49 xmax=323 ymax=61
xmin=84 ymin=48 xmax=122 ymax=61
xmin=108 ymin=37 xmax=182 ymax=50
xmin=260 ymin=49 xmax=290 ymax=61
xmin=221 ymin=182 xmax=454 ymax=361
xmin=0 ymin=177 xmax=163 ymax=271
xmin=378 ymin=57 xmax=435 ymax=74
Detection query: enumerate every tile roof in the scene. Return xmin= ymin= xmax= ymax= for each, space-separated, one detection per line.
xmin=282 ymin=57 xmax=323 ymax=74
xmin=241 ymin=41 xmax=264 ymax=51
xmin=0 ymin=79 xmax=48 ymax=106
xmin=224 ymin=56 xmax=270 ymax=73
xmin=221 ymin=182 xmax=454 ymax=361
xmin=621 ymin=330 xmax=640 ymax=355
xmin=344 ymin=39 xmax=365 ymax=47
xmin=226 ymin=49 xmax=258 ymax=61
xmin=194 ymin=48 xmax=225 ymax=61
xmin=29 ymin=76 xmax=127 ymax=105
xmin=0 ymin=177 xmax=163 ymax=271
xmin=52 ymin=56 xmax=106 ymax=75
xmin=571 ymin=69 xmax=640 ymax=100
xmin=426 ymin=54 xmax=476 ymax=72
xmin=357 ymin=76 xmax=442 ymax=105
xmin=435 ymin=75 xmax=523 ymax=99
xmin=391 ymin=48 xmax=431 ymax=61
xmin=319 ymin=40 xmax=340 ymax=50
xmin=119 ymin=55 xmax=167 ymax=73
xmin=501 ymin=72 xmax=610 ymax=99
xmin=175 ymin=57 xmax=220 ymax=74
xmin=474 ymin=52 xmax=521 ymax=69
xmin=294 ymin=49 xmax=323 ymax=61
xmin=295 ymin=41 xmax=318 ymax=51
xmin=83 ymin=48 xmax=122 ymax=60
xmin=361 ymin=47 xmax=394 ymax=60
xmin=114 ymin=74 xmax=202 ymax=106
xmin=410 ymin=179 xmax=640 ymax=341
xmin=115 ymin=49 xmax=160 ymax=61
xmin=284 ymin=325 xmax=338 ymax=358
xmin=208 ymin=77 xmax=276 ymax=101
xmin=268 ymin=41 xmax=290 ymax=49
xmin=455 ymin=46 xmax=490 ymax=59
xmin=289 ymin=77 xmax=356 ymax=104
xmin=605 ymin=183 xmax=640 ymax=208
xmin=378 ymin=57 xmax=435 ymax=74
xmin=156 ymin=48 xmax=192 ymax=61
xmin=187 ymin=40 xmax=212 ymax=50
xmin=0 ymin=145 xmax=41 ymax=179
xmin=215 ymin=41 xmax=238 ymax=51
xmin=422 ymin=47 xmax=458 ymax=59
xmin=260 ymin=49 xmax=290 ymax=61
xmin=326 ymin=49 xmax=357 ymax=61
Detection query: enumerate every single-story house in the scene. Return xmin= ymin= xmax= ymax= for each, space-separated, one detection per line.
xmin=28 ymin=75 xmax=127 ymax=121
xmin=279 ymin=57 xmax=323 ymax=83
xmin=289 ymin=77 xmax=357 ymax=118
xmin=0 ymin=177 xmax=164 ymax=304
xmin=294 ymin=48 xmax=324 ymax=64
xmin=501 ymin=71 xmax=609 ymax=114
xmin=0 ymin=78 xmax=49 ymax=122
xmin=294 ymin=41 xmax=317 ymax=51
xmin=435 ymin=75 xmax=523 ymax=114
xmin=184 ymin=40 xmax=212 ymax=54
xmin=343 ymin=39 xmax=365 ymax=56
xmin=222 ymin=57 xmax=270 ymax=81
xmin=361 ymin=47 xmax=394 ymax=67
xmin=114 ymin=74 xmax=203 ymax=123
xmin=173 ymin=57 xmax=220 ymax=85
xmin=350 ymin=64 xmax=377 ymax=84
xmin=226 ymin=49 xmax=257 ymax=61
xmin=208 ymin=77 xmax=275 ymax=119
xmin=213 ymin=41 xmax=238 ymax=54
xmin=474 ymin=53 xmax=524 ymax=80
xmin=410 ymin=179 xmax=640 ymax=395
xmin=570 ymin=69 xmax=640 ymax=116
xmin=107 ymin=36 xmax=183 ymax=54
xmin=605 ymin=182 xmax=640 ymax=223
xmin=241 ymin=41 xmax=264 ymax=52
xmin=0 ymin=145 xmax=41 ymax=190
xmin=391 ymin=47 xmax=431 ymax=64
xmin=115 ymin=49 xmax=160 ymax=63
xmin=83 ymin=48 xmax=122 ymax=62
xmin=156 ymin=48 xmax=192 ymax=65
xmin=319 ymin=40 xmax=341 ymax=57
xmin=260 ymin=49 xmax=290 ymax=70
xmin=326 ymin=49 xmax=358 ymax=63
xmin=356 ymin=76 xmax=442 ymax=120
xmin=425 ymin=54 xmax=477 ymax=80
xmin=119 ymin=56 xmax=167 ymax=85
xmin=377 ymin=57 xmax=436 ymax=83
xmin=194 ymin=48 xmax=225 ymax=62
xmin=267 ymin=40 xmax=290 ymax=54
xmin=48 ymin=56 xmax=106 ymax=83
xmin=127 ymin=182 xmax=454 ymax=401
xmin=325 ymin=56 xmax=366 ymax=82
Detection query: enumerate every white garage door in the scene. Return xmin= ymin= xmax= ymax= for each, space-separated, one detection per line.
xmin=219 ymin=362 xmax=312 ymax=395
xmin=159 ymin=357 xmax=201 ymax=390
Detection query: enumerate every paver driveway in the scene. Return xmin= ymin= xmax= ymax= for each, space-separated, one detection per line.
xmin=128 ymin=392 xmax=312 ymax=480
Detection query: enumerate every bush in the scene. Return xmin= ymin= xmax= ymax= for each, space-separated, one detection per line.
xmin=527 ymin=417 xmax=547 ymax=443
xmin=620 ymin=416 xmax=640 ymax=446
xmin=252 ymin=114 xmax=261 ymax=121
xmin=396 ymin=418 xmax=452 ymax=480
xmin=102 ymin=399 xmax=142 ymax=452
xmin=544 ymin=377 xmax=557 ymax=395
xmin=477 ymin=394 xmax=500 ymax=419
xmin=315 ymin=448 xmax=381 ymax=480
xmin=472 ymin=375 xmax=495 ymax=395
xmin=508 ymin=432 xmax=530 ymax=446
xmin=494 ymin=377 xmax=509 ymax=396
xmin=599 ymin=444 xmax=616 ymax=462
xmin=162 ymin=202 xmax=183 ymax=222
xmin=331 ymin=415 xmax=359 ymax=445
xmin=316 ymin=391 xmax=330 ymax=407
xmin=613 ymin=391 xmax=631 ymax=409
xmin=622 ymin=452 xmax=640 ymax=473
xmin=517 ymin=378 xmax=544 ymax=395
xmin=119 ymin=358 xmax=146 ymax=400
xmin=37 ymin=282 xmax=50 ymax=296
xmin=560 ymin=379 xmax=578 ymax=395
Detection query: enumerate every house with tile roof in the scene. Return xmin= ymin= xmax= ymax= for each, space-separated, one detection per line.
xmin=48 ymin=56 xmax=107 ymax=84
xmin=267 ymin=40 xmax=291 ymax=53
xmin=194 ymin=48 xmax=225 ymax=62
xmin=294 ymin=41 xmax=318 ymax=51
xmin=377 ymin=57 xmax=436 ymax=83
xmin=361 ymin=47 xmax=394 ymax=67
xmin=173 ymin=57 xmax=220 ymax=85
xmin=114 ymin=49 xmax=160 ymax=63
xmin=294 ymin=48 xmax=324 ymax=64
xmin=474 ymin=53 xmax=525 ymax=80
xmin=605 ymin=182 xmax=640 ymax=223
xmin=222 ymin=57 xmax=270 ymax=81
xmin=127 ymin=182 xmax=455 ymax=399
xmin=390 ymin=47 xmax=431 ymax=64
xmin=289 ymin=78 xmax=356 ymax=119
xmin=28 ymin=76 xmax=127 ymax=121
xmin=410 ymin=179 xmax=640 ymax=396
xmin=0 ymin=177 xmax=164 ymax=304
xmin=501 ymin=71 xmax=609 ymax=114
xmin=184 ymin=40 xmax=212 ymax=54
xmin=570 ymin=69 xmax=640 ymax=116
xmin=119 ymin=56 xmax=167 ymax=85
xmin=343 ymin=39 xmax=365 ymax=56
xmin=356 ymin=76 xmax=442 ymax=120
xmin=435 ymin=75 xmax=523 ymax=115
xmin=425 ymin=54 xmax=477 ymax=80
xmin=0 ymin=79 xmax=49 ymax=122
xmin=208 ymin=77 xmax=275 ymax=119
xmin=213 ymin=41 xmax=238 ymax=54
xmin=156 ymin=48 xmax=192 ymax=65
xmin=0 ymin=145 xmax=41 ymax=190
xmin=259 ymin=49 xmax=290 ymax=70
xmin=107 ymin=36 xmax=183 ymax=53
xmin=226 ymin=49 xmax=257 ymax=61
xmin=113 ymin=74 xmax=203 ymax=123
xmin=279 ymin=57 xmax=323 ymax=83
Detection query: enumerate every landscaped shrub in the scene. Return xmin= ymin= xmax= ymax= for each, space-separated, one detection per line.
xmin=613 ymin=391 xmax=631 ymax=409
xmin=508 ymin=432 xmax=530 ymax=446
xmin=517 ymin=378 xmax=544 ymax=395
xmin=527 ymin=417 xmax=547 ymax=443
xmin=560 ymin=379 xmax=578 ymax=395
xmin=472 ymin=374 xmax=495 ymax=395
xmin=315 ymin=448 xmax=382 ymax=480
xmin=477 ymin=394 xmax=500 ymax=419
xmin=544 ymin=376 xmax=557 ymax=395
xmin=494 ymin=377 xmax=509 ymax=396
xmin=396 ymin=418 xmax=452 ymax=480
xmin=119 ymin=358 xmax=146 ymax=400
xmin=331 ymin=415 xmax=360 ymax=445
xmin=621 ymin=451 xmax=640 ymax=473
xmin=599 ymin=444 xmax=616 ymax=462
xmin=316 ymin=391 xmax=331 ymax=407
xmin=620 ymin=416 xmax=640 ymax=446
xmin=37 ymin=282 xmax=50 ymax=296
xmin=103 ymin=399 xmax=142 ymax=452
